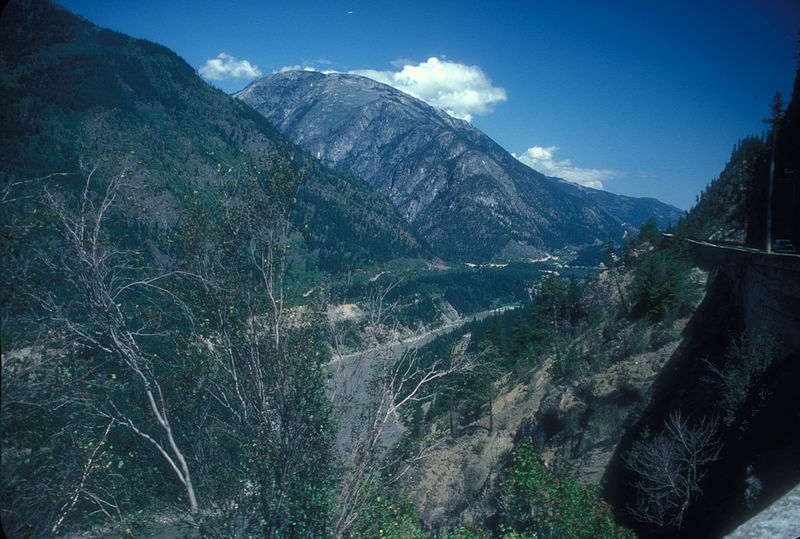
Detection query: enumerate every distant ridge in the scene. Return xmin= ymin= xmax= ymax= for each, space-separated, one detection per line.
xmin=552 ymin=178 xmax=683 ymax=232
xmin=237 ymin=70 xmax=683 ymax=261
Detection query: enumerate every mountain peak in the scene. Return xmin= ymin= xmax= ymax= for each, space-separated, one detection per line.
xmin=237 ymin=70 xmax=470 ymax=138
xmin=237 ymin=71 xmax=681 ymax=261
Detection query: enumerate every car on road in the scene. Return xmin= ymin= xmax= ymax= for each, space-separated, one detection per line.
xmin=773 ymin=239 xmax=796 ymax=253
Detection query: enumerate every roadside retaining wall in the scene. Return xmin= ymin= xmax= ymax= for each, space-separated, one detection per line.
xmin=688 ymin=239 xmax=800 ymax=356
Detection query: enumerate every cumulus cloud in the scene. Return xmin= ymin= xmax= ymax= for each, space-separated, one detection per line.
xmin=278 ymin=65 xmax=320 ymax=73
xmin=349 ymin=57 xmax=507 ymax=122
xmin=515 ymin=146 xmax=617 ymax=190
xmin=199 ymin=53 xmax=262 ymax=81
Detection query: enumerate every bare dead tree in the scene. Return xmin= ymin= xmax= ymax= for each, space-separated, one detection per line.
xmin=626 ymin=410 xmax=720 ymax=528
xmin=33 ymin=159 xmax=200 ymax=513
xmin=50 ymin=420 xmax=115 ymax=534
xmin=1 ymin=171 xmax=78 ymax=205
xmin=174 ymin=155 xmax=336 ymax=539
xmin=329 ymin=285 xmax=475 ymax=537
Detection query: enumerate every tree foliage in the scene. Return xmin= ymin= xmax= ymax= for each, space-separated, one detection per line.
xmin=1 ymin=153 xmax=338 ymax=536
xmin=638 ymin=217 xmax=660 ymax=245
xmin=498 ymin=439 xmax=633 ymax=538
xmin=631 ymin=226 xmax=695 ymax=320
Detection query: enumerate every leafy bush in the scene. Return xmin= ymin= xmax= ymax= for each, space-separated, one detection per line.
xmin=705 ymin=330 xmax=776 ymax=426
xmin=346 ymin=498 xmax=428 ymax=539
xmin=498 ymin=439 xmax=633 ymax=538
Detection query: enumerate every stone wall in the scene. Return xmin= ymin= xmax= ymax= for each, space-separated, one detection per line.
xmin=688 ymin=239 xmax=800 ymax=357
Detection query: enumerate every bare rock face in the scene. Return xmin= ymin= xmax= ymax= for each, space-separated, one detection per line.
xmin=237 ymin=71 xmax=680 ymax=262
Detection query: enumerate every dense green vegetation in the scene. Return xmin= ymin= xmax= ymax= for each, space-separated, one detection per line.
xmin=0 ymin=1 xmax=424 ymax=536
xmin=497 ymin=439 xmax=634 ymax=538
xmin=0 ymin=0 xmax=424 ymax=282
xmin=679 ymin=137 xmax=768 ymax=242
xmin=1 ymin=144 xmax=338 ymax=536
xmin=628 ymin=223 xmax=696 ymax=320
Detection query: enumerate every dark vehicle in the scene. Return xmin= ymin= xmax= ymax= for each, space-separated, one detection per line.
xmin=773 ymin=239 xmax=796 ymax=253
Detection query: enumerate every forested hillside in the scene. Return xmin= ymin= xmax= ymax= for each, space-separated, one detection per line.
xmin=0 ymin=0 xmax=424 ymax=276
xmin=746 ymin=67 xmax=800 ymax=249
xmin=683 ymin=61 xmax=800 ymax=249
xmin=680 ymin=136 xmax=767 ymax=242
xmin=0 ymin=0 xmax=421 ymax=536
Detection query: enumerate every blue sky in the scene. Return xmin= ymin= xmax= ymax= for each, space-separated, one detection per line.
xmin=59 ymin=0 xmax=799 ymax=210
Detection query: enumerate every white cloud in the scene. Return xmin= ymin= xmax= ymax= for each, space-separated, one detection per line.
xmin=199 ymin=53 xmax=262 ymax=81
xmin=278 ymin=65 xmax=319 ymax=73
xmin=390 ymin=57 xmax=416 ymax=68
xmin=515 ymin=146 xmax=617 ymax=190
xmin=349 ymin=57 xmax=507 ymax=122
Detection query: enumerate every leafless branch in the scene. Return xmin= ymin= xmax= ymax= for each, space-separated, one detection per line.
xmin=329 ymin=286 xmax=475 ymax=537
xmin=33 ymin=162 xmax=200 ymax=513
xmin=627 ymin=410 xmax=720 ymax=528
xmin=51 ymin=420 xmax=114 ymax=534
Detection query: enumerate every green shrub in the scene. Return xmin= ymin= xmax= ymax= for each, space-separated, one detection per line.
xmin=346 ymin=498 xmax=428 ymax=539
xmin=550 ymin=346 xmax=582 ymax=382
xmin=498 ymin=439 xmax=634 ymax=538
xmin=638 ymin=217 xmax=661 ymax=245
xmin=706 ymin=330 xmax=776 ymax=426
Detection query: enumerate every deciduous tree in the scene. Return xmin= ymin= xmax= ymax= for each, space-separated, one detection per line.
xmin=626 ymin=411 xmax=720 ymax=528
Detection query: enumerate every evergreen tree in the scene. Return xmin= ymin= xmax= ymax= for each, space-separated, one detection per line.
xmin=764 ymin=91 xmax=786 ymax=126
xmin=638 ymin=217 xmax=661 ymax=245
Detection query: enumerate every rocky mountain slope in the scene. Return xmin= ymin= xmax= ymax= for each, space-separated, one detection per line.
xmin=236 ymin=70 xmax=682 ymax=261
xmin=553 ymin=179 xmax=683 ymax=232
xmin=395 ymin=243 xmax=707 ymax=532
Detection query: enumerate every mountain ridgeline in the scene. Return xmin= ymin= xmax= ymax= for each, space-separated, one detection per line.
xmin=0 ymin=0 xmax=424 ymax=275
xmin=236 ymin=70 xmax=683 ymax=262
